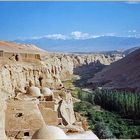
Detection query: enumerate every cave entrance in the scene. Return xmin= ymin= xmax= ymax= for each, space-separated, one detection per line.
xmin=15 ymin=54 xmax=19 ymax=61
xmin=24 ymin=132 xmax=29 ymax=136
xmin=39 ymin=76 xmax=43 ymax=87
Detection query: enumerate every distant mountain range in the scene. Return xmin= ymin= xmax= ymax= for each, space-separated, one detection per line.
xmin=14 ymin=36 xmax=140 ymax=53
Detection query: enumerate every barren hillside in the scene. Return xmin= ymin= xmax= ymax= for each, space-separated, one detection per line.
xmin=88 ymin=48 xmax=140 ymax=92
xmin=0 ymin=41 xmax=45 ymax=53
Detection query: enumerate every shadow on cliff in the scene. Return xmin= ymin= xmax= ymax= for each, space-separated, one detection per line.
xmin=73 ymin=62 xmax=106 ymax=88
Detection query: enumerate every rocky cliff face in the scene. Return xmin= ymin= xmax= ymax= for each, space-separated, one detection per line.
xmin=0 ymin=61 xmax=82 ymax=139
xmin=0 ymin=41 xmax=124 ymax=139
xmin=0 ymin=90 xmax=7 ymax=140
xmin=44 ymin=53 xmax=124 ymax=81
xmin=0 ymin=52 xmax=124 ymax=94
xmin=0 ymin=61 xmax=63 ymax=95
xmin=0 ymin=41 xmax=124 ymax=93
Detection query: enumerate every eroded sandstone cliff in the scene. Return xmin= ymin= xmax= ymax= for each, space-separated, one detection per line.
xmin=0 ymin=41 xmax=124 ymax=139
xmin=44 ymin=52 xmax=124 ymax=81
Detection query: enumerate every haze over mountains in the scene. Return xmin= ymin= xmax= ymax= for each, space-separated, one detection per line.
xmin=15 ymin=35 xmax=140 ymax=52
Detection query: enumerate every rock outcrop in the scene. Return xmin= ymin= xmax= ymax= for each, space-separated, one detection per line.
xmin=0 ymin=41 xmax=124 ymax=139
xmin=0 ymin=90 xmax=7 ymax=140
xmin=0 ymin=60 xmax=91 ymax=139
xmin=0 ymin=62 xmax=63 ymax=94
xmin=44 ymin=53 xmax=124 ymax=81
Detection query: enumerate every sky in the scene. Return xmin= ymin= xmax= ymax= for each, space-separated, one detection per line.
xmin=0 ymin=1 xmax=140 ymax=40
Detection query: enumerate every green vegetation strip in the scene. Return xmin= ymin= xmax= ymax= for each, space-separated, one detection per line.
xmin=63 ymin=80 xmax=140 ymax=139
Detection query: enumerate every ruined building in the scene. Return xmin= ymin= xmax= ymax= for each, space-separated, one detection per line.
xmin=0 ymin=50 xmax=41 ymax=62
xmin=0 ymin=41 xmax=110 ymax=139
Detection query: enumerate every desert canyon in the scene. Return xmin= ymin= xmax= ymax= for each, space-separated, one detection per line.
xmin=0 ymin=40 xmax=126 ymax=139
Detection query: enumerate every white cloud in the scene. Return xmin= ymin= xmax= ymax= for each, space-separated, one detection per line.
xmin=104 ymin=32 xmax=116 ymax=36
xmin=44 ymin=34 xmax=68 ymax=40
xmin=71 ymin=31 xmax=89 ymax=40
xmin=30 ymin=36 xmax=43 ymax=39
xmin=91 ymin=35 xmax=101 ymax=38
xmin=25 ymin=32 xmax=99 ymax=40
xmin=23 ymin=30 xmax=140 ymax=41
xmin=71 ymin=31 xmax=100 ymax=40
xmin=29 ymin=34 xmax=68 ymax=40
xmin=128 ymin=30 xmax=137 ymax=33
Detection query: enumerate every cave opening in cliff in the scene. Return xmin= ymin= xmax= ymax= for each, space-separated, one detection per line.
xmin=24 ymin=132 xmax=29 ymax=136
xmin=15 ymin=113 xmax=23 ymax=118
xmin=15 ymin=54 xmax=19 ymax=61
xmin=39 ymin=76 xmax=43 ymax=87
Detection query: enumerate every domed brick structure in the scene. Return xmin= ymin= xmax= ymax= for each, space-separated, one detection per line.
xmin=32 ymin=125 xmax=68 ymax=139
xmin=41 ymin=87 xmax=54 ymax=101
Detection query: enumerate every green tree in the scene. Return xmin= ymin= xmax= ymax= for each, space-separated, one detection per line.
xmin=94 ymin=121 xmax=115 ymax=139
